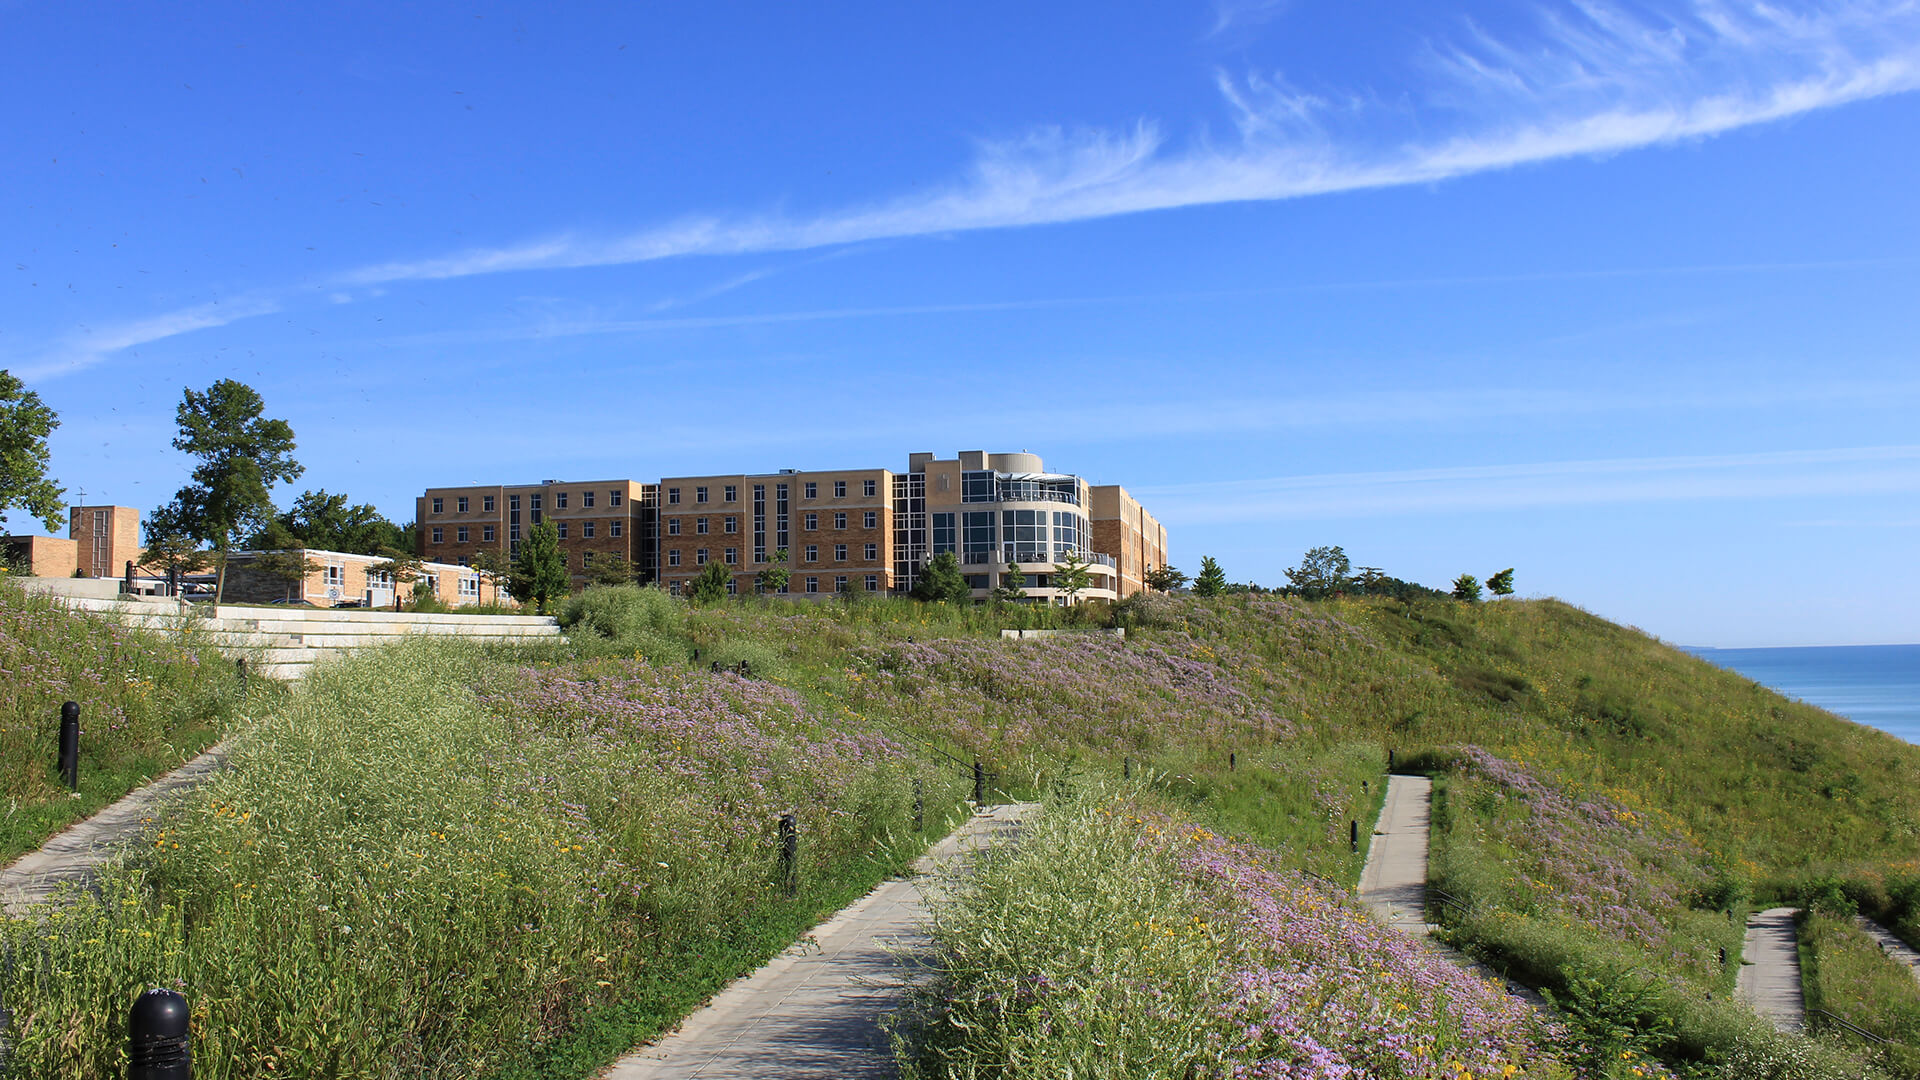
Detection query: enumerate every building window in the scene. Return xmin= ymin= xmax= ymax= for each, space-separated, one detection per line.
xmin=804 ymin=482 xmax=817 ymax=499
xmin=456 ymin=526 xmax=469 ymax=543
xmin=483 ymin=495 xmax=495 ymax=512
xmin=583 ymin=521 xmax=595 ymax=539
xmin=556 ymin=492 xmax=569 ymax=509
xmin=726 ymin=580 xmax=738 ymax=596
xmin=864 ymin=511 xmax=877 ymax=529
xmin=834 ymin=544 xmax=847 ymax=561
xmin=864 ymin=479 xmax=877 ymax=497
xmin=932 ymin=512 xmax=956 ymax=554
xmin=483 ymin=525 xmax=496 ymax=542
xmin=835 ymin=576 xmax=848 ymax=592
xmin=866 ymin=574 xmax=879 ymax=591
xmin=432 ymin=497 xmax=444 ymax=514
xmin=806 ymin=576 xmax=819 ymax=593
xmin=324 ymin=564 xmax=344 ymax=588
xmin=610 ymin=490 xmax=622 ymax=507
xmin=864 ymin=543 xmax=878 ymax=561
xmin=668 ymin=550 xmax=681 ymax=567
xmin=724 ymin=485 xmax=737 ymax=502
xmin=668 ymin=519 xmax=681 ymax=536
xmin=460 ymin=576 xmax=479 ymax=598
xmin=804 ymin=512 xmax=818 ymax=531
xmin=965 ymin=574 xmax=989 ymax=590
xmin=424 ymin=526 xmax=440 ymax=544
xmin=833 ymin=480 xmax=847 ymax=497
xmin=610 ymin=520 xmax=622 ymax=537
xmin=724 ymin=548 xmax=737 ymax=564
xmin=457 ymin=496 xmax=469 ymax=513
xmin=669 ymin=582 xmax=681 ymax=596
xmin=696 ymin=518 xmax=709 ymax=535
xmin=804 ymin=545 xmax=818 ymax=562
xmin=833 ymin=512 xmax=847 ymax=529
xmin=583 ymin=491 xmax=595 ymax=508
xmin=695 ymin=548 xmax=708 ymax=565
xmin=510 ymin=523 xmax=520 ymax=541
xmin=557 ymin=523 xmax=569 ymax=539
xmin=724 ymin=516 xmax=738 ymax=533
xmin=668 ymin=488 xmax=681 ymax=505
xmin=696 ymin=486 xmax=709 ymax=503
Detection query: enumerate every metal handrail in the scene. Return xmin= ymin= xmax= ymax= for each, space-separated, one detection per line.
xmin=1809 ymin=1009 xmax=1889 ymax=1045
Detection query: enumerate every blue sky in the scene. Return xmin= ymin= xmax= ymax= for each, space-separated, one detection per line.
xmin=4 ymin=1 xmax=1917 ymax=646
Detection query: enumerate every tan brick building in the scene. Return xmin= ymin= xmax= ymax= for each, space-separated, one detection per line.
xmin=225 ymin=548 xmax=493 ymax=608
xmin=414 ymin=451 xmax=1165 ymax=604
xmin=1 ymin=505 xmax=144 ymax=579
xmin=414 ymin=479 xmax=658 ymax=589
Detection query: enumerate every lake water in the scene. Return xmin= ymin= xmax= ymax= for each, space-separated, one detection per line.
xmin=1684 ymin=644 xmax=1920 ymax=747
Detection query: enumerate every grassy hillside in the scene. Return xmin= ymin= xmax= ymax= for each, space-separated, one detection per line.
xmin=2 ymin=586 xmax=1915 ymax=1078
xmin=0 ymin=582 xmax=258 ymax=864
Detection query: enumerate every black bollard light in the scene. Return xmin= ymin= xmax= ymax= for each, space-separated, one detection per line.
xmin=1718 ymin=946 xmax=1728 ymax=967
xmin=1123 ymin=756 xmax=1131 ymax=780
xmin=125 ymin=559 xmax=136 ymax=595
xmin=1229 ymin=751 xmax=1236 ymax=772
xmin=912 ymin=777 xmax=924 ymax=832
xmin=692 ymin=648 xmax=699 ymax=663
xmin=972 ymin=761 xmax=985 ymax=806
xmin=1363 ymin=779 xmax=1370 ymax=794
xmin=127 ymin=987 xmax=191 ymax=1079
xmin=1349 ymin=819 xmax=1359 ymax=854
xmin=711 ymin=660 xmax=721 ymax=673
xmin=1387 ymin=748 xmax=1395 ymax=771
xmin=235 ymin=658 xmax=247 ymax=684
xmin=739 ymin=659 xmax=751 ymax=677
xmin=778 ymin=813 xmax=797 ymax=897
xmin=58 ymin=701 xmax=80 ymax=790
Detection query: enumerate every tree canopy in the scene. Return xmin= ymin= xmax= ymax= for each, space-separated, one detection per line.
xmin=755 ymin=548 xmax=791 ymax=594
xmin=1284 ymin=545 xmax=1352 ymax=599
xmin=247 ymin=489 xmax=407 ymax=555
xmin=1452 ymin=574 xmax=1484 ymax=603
xmin=1144 ymin=563 xmax=1188 ymax=592
xmin=154 ymin=380 xmax=303 ymax=601
xmin=1192 ymin=555 xmax=1228 ymax=598
xmin=687 ymin=560 xmax=731 ymax=604
xmin=911 ymin=550 xmax=971 ymax=603
xmin=0 ymin=370 xmax=65 ymax=533
xmin=1053 ymin=551 xmax=1093 ymax=604
xmin=509 ymin=520 xmax=568 ymax=614
xmin=1487 ymin=568 xmax=1516 ymax=598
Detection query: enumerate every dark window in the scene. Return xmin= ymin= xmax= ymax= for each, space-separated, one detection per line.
xmin=483 ymin=525 xmax=495 ymax=542
xmin=805 ymin=512 xmax=818 ymax=530
xmin=962 ymin=471 xmax=996 ymax=502
xmin=724 ymin=548 xmax=737 ymax=564
xmin=834 ymin=544 xmax=847 ymax=561
xmin=668 ymin=519 xmax=681 ymax=536
xmin=932 ymin=512 xmax=956 ymax=554
xmin=864 ymin=479 xmax=877 ymax=497
xmin=483 ymin=495 xmax=495 ymax=512
xmin=668 ymin=550 xmax=681 ymax=567
xmin=696 ymin=518 xmax=709 ymax=535
xmin=432 ymin=498 xmax=443 ymax=514
xmin=457 ymin=496 xmax=469 ymax=512
xmin=556 ymin=523 xmax=568 ymax=540
xmin=864 ymin=511 xmax=877 ymax=529
xmin=610 ymin=520 xmax=622 ymax=537
xmin=725 ymin=516 xmax=738 ymax=533
xmin=431 ymin=527 xmax=443 ymax=543
xmin=583 ymin=491 xmax=595 ymax=508
xmin=804 ymin=482 xmax=817 ymax=499
xmin=864 ymin=543 xmax=878 ymax=561
xmin=806 ymin=576 xmax=819 ymax=593
xmin=865 ymin=574 xmax=878 ymax=591
xmin=724 ymin=485 xmax=737 ymax=502
xmin=556 ymin=492 xmax=568 ymax=509
xmin=668 ymin=488 xmax=681 ymax=505
xmin=696 ymin=486 xmax=709 ymax=503
xmin=610 ymin=490 xmax=623 ymax=507
xmin=834 ymin=512 xmax=847 ymax=529
xmin=457 ymin=526 xmax=469 ymax=543
xmin=804 ymin=545 xmax=818 ymax=562
xmin=696 ymin=548 xmax=708 ymax=565
xmin=833 ymin=480 xmax=846 ymax=497
xmin=583 ymin=521 xmax=595 ymax=539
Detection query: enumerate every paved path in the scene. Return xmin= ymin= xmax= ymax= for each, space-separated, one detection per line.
xmin=1359 ymin=774 xmax=1432 ymax=935
xmin=1858 ymin=916 xmax=1920 ymax=988
xmin=1737 ymin=907 xmax=1807 ymax=1033
xmin=600 ymin=802 xmax=1039 ymax=1080
xmin=0 ymin=740 xmax=232 ymax=916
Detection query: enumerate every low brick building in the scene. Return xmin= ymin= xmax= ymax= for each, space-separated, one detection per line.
xmin=1 ymin=505 xmax=144 ymax=579
xmin=224 ymin=548 xmax=497 ymax=608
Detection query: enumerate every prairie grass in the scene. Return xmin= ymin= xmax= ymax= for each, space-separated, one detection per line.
xmin=0 ymin=582 xmax=259 ymax=863
xmin=1800 ymin=911 xmax=1920 ymax=1069
xmin=0 ymin=637 xmax=964 ymax=1078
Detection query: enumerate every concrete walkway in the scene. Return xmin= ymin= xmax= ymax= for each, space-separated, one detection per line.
xmin=0 ymin=740 xmax=232 ymax=916
xmin=600 ymin=802 xmax=1038 ymax=1080
xmin=1859 ymin=916 xmax=1920 ymax=988
xmin=1737 ymin=907 xmax=1807 ymax=1033
xmin=1359 ymin=774 xmax=1432 ymax=935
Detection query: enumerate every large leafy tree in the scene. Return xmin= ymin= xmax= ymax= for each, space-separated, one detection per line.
xmin=249 ymin=489 xmax=404 ymax=555
xmin=1052 ymin=551 xmax=1093 ymax=605
xmin=910 ymin=550 xmax=971 ymax=603
xmin=0 ymin=369 xmax=65 ymax=532
xmin=1192 ymin=555 xmax=1228 ymax=598
xmin=509 ymin=519 xmax=568 ymax=614
xmin=1284 ymin=545 xmax=1352 ymax=599
xmin=1143 ymin=563 xmax=1188 ymax=592
xmin=155 ymin=380 xmax=303 ymax=602
xmin=584 ymin=551 xmax=634 ymax=588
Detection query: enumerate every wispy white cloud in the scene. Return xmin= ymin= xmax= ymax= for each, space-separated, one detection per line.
xmin=1135 ymin=445 xmax=1920 ymax=522
xmin=331 ymin=0 xmax=1920 ymax=288
xmin=15 ymin=295 xmax=283 ymax=382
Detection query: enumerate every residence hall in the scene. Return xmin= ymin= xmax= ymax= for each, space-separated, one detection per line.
xmin=416 ymin=451 xmax=1167 ymax=603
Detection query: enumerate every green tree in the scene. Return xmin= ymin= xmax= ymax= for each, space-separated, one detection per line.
xmin=993 ymin=562 xmax=1029 ymax=603
xmin=1451 ymin=573 xmax=1483 ymax=602
xmin=1053 ymin=551 xmax=1094 ymax=605
xmin=911 ymin=550 xmax=971 ymax=603
xmin=755 ymin=548 xmax=791 ymax=594
xmin=249 ymin=550 xmax=321 ymax=603
xmin=371 ymin=547 xmax=424 ymax=611
xmin=1192 ymin=555 xmax=1228 ymax=598
xmin=249 ymin=489 xmax=402 ymax=554
xmin=1284 ymin=545 xmax=1352 ymax=599
xmin=155 ymin=379 xmax=303 ymax=602
xmin=137 ymin=528 xmax=213 ymax=594
xmin=584 ymin=551 xmax=633 ymax=588
xmin=510 ymin=520 xmax=568 ymax=613
xmin=1486 ymin=567 xmax=1515 ymax=598
xmin=469 ymin=546 xmax=514 ymax=606
xmin=1143 ymin=563 xmax=1188 ymax=592
xmin=688 ymin=560 xmax=731 ymax=604
xmin=0 ymin=369 xmax=65 ymax=532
